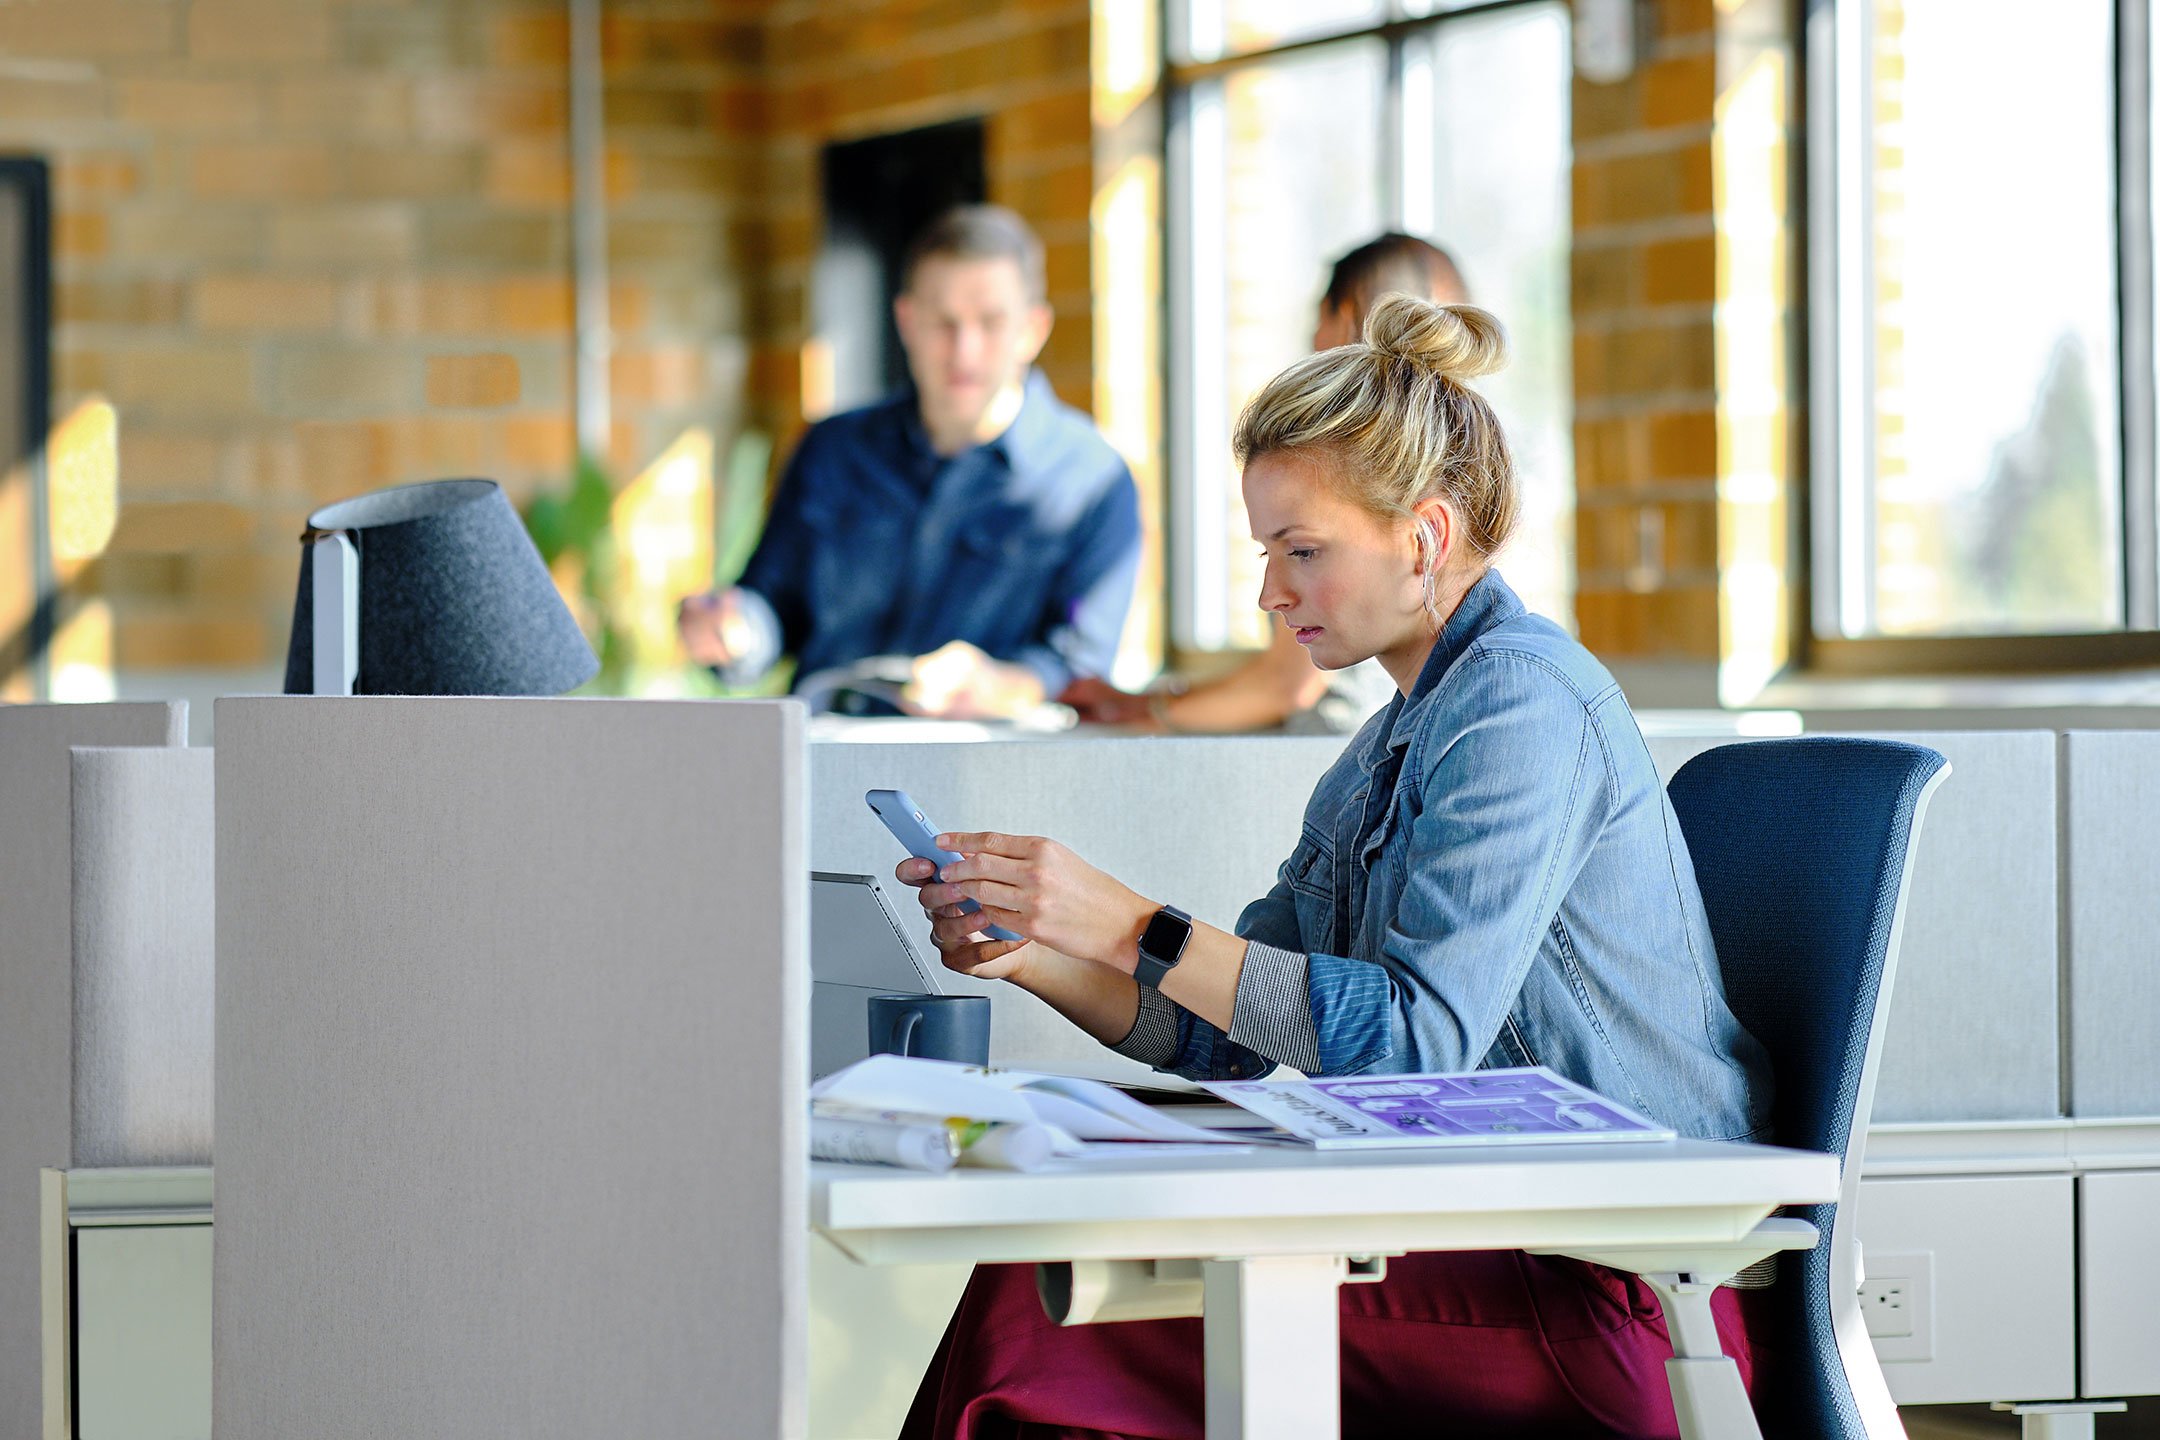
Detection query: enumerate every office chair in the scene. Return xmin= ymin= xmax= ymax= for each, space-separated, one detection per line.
xmin=1670 ymin=736 xmax=1950 ymax=1440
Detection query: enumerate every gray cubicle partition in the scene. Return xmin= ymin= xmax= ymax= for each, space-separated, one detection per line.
xmin=808 ymin=735 xmax=1351 ymax=1074
xmin=0 ymin=701 xmax=186 ymax=1435
xmin=215 ymin=697 xmax=808 ymax=1440
xmin=70 ymin=747 xmax=216 ymax=1166
xmin=2064 ymin=731 xmax=2160 ymax=1118
xmin=2061 ymin=717 xmax=2160 ymax=1426
xmin=1649 ymin=731 xmax=2061 ymax=1123
xmin=810 ymin=729 xmax=2060 ymax=1119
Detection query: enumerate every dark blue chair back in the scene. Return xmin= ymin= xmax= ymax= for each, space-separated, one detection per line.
xmin=1667 ymin=736 xmax=1949 ymax=1440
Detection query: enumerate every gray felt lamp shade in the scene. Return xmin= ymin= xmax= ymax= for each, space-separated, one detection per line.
xmin=283 ymin=478 xmax=599 ymax=696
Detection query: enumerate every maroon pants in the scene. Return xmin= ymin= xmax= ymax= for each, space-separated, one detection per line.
xmin=902 ymin=1251 xmax=1757 ymax=1440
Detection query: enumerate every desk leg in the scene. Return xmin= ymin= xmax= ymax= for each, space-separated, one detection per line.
xmin=1639 ymin=1274 xmax=1763 ymax=1440
xmin=1201 ymin=1255 xmax=1345 ymax=1440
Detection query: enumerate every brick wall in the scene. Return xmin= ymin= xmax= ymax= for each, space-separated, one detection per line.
xmin=1569 ymin=0 xmax=1800 ymax=699
xmin=0 ymin=0 xmax=751 ymax=676
xmin=1570 ymin=0 xmax=1722 ymax=669
xmin=21 ymin=0 xmax=1759 ymax=686
xmin=752 ymin=0 xmax=1095 ymax=443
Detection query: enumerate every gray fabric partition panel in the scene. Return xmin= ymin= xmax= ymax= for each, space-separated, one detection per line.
xmin=0 ymin=700 xmax=185 ymax=1437
xmin=214 ymin=697 xmax=807 ymax=1440
xmin=71 ymin=746 xmax=216 ymax=1166
xmin=2064 ymin=731 xmax=2160 ymax=1116
xmin=809 ymin=735 xmax=1352 ymax=1075
xmin=812 ymin=728 xmax=2063 ymax=1118
xmin=1650 ymin=732 xmax=2061 ymax=1122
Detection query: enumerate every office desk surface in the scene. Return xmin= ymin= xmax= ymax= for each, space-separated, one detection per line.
xmin=814 ymin=1138 xmax=1839 ymax=1267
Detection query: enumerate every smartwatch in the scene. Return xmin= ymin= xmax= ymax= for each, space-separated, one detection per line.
xmin=1132 ymin=904 xmax=1193 ymax=989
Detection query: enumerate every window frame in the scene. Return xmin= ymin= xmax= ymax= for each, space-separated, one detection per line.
xmin=1161 ymin=0 xmax=1567 ymax=655
xmin=0 ymin=156 xmax=51 ymax=697
xmin=1798 ymin=0 xmax=2160 ymax=675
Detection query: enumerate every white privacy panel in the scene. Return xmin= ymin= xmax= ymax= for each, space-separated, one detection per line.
xmin=215 ymin=697 xmax=807 ymax=1440
xmin=0 ymin=701 xmax=183 ymax=1436
xmin=1651 ymin=732 xmax=2060 ymax=1122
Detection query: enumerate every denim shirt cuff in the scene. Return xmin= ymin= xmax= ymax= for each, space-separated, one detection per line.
xmin=1108 ymin=984 xmax=1183 ymax=1068
xmin=1300 ymin=949 xmax=1400 ymax=1074
xmin=1011 ymin=645 xmax=1073 ymax=700
xmin=715 ymin=585 xmax=782 ymax=686
xmin=1227 ymin=941 xmax=1322 ymax=1072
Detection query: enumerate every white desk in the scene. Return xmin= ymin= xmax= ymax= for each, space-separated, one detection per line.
xmin=814 ymin=1139 xmax=1839 ymax=1440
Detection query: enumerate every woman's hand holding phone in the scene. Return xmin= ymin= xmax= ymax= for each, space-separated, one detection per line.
xmin=897 ymin=847 xmax=1176 ymax=1050
xmin=888 ymin=814 xmax=1224 ymax=1049
xmin=865 ymin=789 xmax=1023 ymax=942
xmin=917 ymin=832 xmax=1157 ymax=978
xmin=894 ymin=854 xmax=1035 ymax=982
xmin=871 ymin=789 xmax=1166 ymax=1039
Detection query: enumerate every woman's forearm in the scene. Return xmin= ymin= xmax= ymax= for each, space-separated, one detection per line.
xmin=1086 ymin=900 xmax=1247 ymax=1034
xmin=1008 ymin=918 xmax=1247 ymax=1054
xmin=920 ymin=836 xmax=1255 ymax=1048
xmin=1149 ymin=921 xmax=1246 ymax=1032
xmin=1006 ymin=945 xmax=1147 ymax=1047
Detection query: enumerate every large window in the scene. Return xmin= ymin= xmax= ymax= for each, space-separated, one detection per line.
xmin=1809 ymin=0 xmax=2160 ymax=665
xmin=1167 ymin=1 xmax=1573 ymax=652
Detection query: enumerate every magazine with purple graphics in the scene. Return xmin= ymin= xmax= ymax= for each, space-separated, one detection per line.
xmin=1201 ymin=1066 xmax=1675 ymax=1149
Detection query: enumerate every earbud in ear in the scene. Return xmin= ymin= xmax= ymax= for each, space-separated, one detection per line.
xmin=1414 ymin=516 xmax=1441 ymax=571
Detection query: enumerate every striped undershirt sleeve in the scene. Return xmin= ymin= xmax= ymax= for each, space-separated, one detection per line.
xmin=1228 ymin=942 xmax=1321 ymax=1072
xmin=1108 ymin=984 xmax=1182 ymax=1068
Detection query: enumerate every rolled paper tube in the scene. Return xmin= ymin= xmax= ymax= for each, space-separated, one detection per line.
xmin=809 ymin=1114 xmax=960 ymax=1173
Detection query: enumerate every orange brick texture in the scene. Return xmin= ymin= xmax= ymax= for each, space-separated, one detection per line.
xmin=754 ymin=0 xmax=1097 ymax=447
xmin=1570 ymin=0 xmax=1723 ymax=660
xmin=17 ymin=0 xmax=1140 ymax=673
xmin=5 ymin=0 xmax=754 ymax=671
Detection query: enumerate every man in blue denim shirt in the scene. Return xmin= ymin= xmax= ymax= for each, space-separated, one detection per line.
xmin=679 ymin=206 xmax=1140 ymax=717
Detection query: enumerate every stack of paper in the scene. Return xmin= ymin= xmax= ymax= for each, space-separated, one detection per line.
xmin=810 ymin=1055 xmax=1262 ymax=1172
xmin=809 ymin=1059 xmax=1675 ymax=1173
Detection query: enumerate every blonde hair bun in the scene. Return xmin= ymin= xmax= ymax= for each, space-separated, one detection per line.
xmin=1233 ymin=290 xmax=1520 ymax=571
xmin=1362 ymin=294 xmax=1508 ymax=381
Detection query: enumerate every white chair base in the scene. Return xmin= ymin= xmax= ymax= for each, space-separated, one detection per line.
xmin=1992 ymin=1400 xmax=2128 ymax=1440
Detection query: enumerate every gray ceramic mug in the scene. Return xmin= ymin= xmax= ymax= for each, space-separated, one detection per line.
xmin=867 ymin=993 xmax=991 ymax=1065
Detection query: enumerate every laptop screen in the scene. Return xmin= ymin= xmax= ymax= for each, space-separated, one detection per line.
xmin=809 ymin=872 xmax=943 ymax=1079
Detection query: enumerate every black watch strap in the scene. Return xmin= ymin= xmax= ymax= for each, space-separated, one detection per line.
xmin=1132 ymin=904 xmax=1193 ymax=989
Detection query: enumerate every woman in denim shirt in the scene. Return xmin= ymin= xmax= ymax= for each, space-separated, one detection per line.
xmin=898 ymin=296 xmax=1774 ymax=1439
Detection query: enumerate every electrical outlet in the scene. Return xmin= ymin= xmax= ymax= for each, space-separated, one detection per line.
xmin=1859 ymin=1251 xmax=1934 ymax=1363
xmin=1860 ymin=1276 xmax=1914 ymax=1336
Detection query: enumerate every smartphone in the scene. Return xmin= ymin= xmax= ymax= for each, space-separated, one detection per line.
xmin=865 ymin=789 xmax=1024 ymax=943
